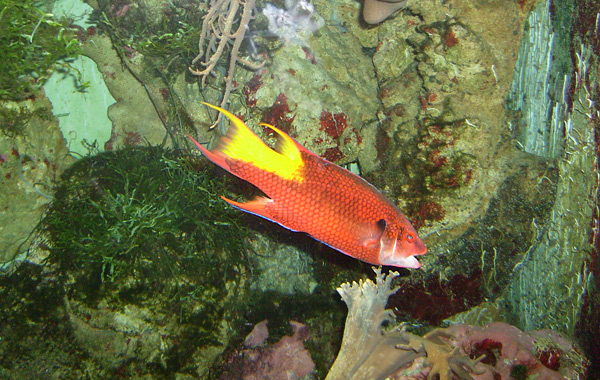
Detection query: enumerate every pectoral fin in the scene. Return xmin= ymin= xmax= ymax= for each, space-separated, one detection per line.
xmin=359 ymin=219 xmax=387 ymax=248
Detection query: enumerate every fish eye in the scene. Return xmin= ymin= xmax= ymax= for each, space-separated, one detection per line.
xmin=406 ymin=233 xmax=415 ymax=242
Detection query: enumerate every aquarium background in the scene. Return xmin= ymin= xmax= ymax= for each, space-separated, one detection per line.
xmin=0 ymin=0 xmax=598 ymax=378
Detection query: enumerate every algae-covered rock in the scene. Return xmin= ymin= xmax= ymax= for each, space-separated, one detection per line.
xmin=38 ymin=146 xmax=253 ymax=377
xmin=0 ymin=96 xmax=74 ymax=266
xmin=0 ymin=143 xmax=350 ymax=379
xmin=241 ymin=15 xmax=380 ymax=171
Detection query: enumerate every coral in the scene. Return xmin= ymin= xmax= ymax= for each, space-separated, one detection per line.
xmin=325 ymin=268 xmax=425 ymax=380
xmin=220 ymin=320 xmax=316 ymax=380
xmin=262 ymin=0 xmax=324 ymax=45
xmin=189 ymin=0 xmax=264 ymax=128
xmin=325 ymin=268 xmax=588 ymax=380
xmin=396 ymin=333 xmax=484 ymax=380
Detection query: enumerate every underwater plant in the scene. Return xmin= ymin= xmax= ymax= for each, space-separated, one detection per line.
xmin=41 ymin=146 xmax=250 ymax=302
xmin=0 ymin=103 xmax=53 ymax=138
xmin=38 ymin=146 xmax=258 ymax=375
xmin=0 ymin=0 xmax=80 ymax=100
xmin=93 ymin=0 xmax=203 ymax=76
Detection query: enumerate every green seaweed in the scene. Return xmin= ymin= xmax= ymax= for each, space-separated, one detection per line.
xmin=41 ymin=146 xmax=250 ymax=306
xmin=0 ymin=262 xmax=88 ymax=379
xmin=38 ymin=146 xmax=258 ymax=376
xmin=0 ymin=0 xmax=81 ymax=100
xmin=93 ymin=1 xmax=203 ymax=77
xmin=34 ymin=145 xmax=356 ymax=377
xmin=509 ymin=364 xmax=528 ymax=380
xmin=0 ymin=103 xmax=52 ymax=138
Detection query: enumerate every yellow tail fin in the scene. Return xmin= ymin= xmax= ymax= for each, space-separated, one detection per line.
xmin=201 ymin=103 xmax=304 ymax=182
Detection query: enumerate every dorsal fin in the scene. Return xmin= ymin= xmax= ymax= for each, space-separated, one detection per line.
xmin=258 ymin=123 xmax=302 ymax=162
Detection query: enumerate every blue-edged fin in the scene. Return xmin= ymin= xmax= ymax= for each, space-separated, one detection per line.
xmin=220 ymin=195 xmax=272 ymax=216
xmin=220 ymin=195 xmax=299 ymax=232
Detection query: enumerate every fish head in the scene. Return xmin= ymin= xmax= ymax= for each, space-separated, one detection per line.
xmin=378 ymin=219 xmax=427 ymax=269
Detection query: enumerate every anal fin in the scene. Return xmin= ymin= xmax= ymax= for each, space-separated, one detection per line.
xmin=221 ymin=195 xmax=273 ymax=220
xmin=221 ymin=196 xmax=301 ymax=232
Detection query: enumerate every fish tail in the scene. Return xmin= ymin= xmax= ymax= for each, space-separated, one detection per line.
xmin=192 ymin=103 xmax=303 ymax=181
xmin=188 ymin=134 xmax=231 ymax=171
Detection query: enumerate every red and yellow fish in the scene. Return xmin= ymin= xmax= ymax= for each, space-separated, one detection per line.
xmin=189 ymin=103 xmax=427 ymax=268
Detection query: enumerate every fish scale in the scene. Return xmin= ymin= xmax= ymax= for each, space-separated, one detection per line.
xmin=189 ymin=103 xmax=427 ymax=268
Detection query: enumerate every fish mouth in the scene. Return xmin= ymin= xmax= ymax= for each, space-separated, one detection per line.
xmin=404 ymin=255 xmax=422 ymax=269
xmin=390 ymin=254 xmax=421 ymax=269
xmin=379 ymin=238 xmax=422 ymax=268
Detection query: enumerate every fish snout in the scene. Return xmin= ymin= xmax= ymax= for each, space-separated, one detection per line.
xmin=379 ymin=233 xmax=426 ymax=269
xmin=410 ymin=235 xmax=427 ymax=256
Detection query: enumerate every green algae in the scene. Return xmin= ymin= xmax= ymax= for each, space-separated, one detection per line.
xmin=32 ymin=145 xmax=259 ymax=376
xmin=0 ymin=103 xmax=53 ymax=138
xmin=0 ymin=0 xmax=81 ymax=101
xmin=41 ymin=146 xmax=250 ymax=301
xmin=92 ymin=0 xmax=203 ymax=77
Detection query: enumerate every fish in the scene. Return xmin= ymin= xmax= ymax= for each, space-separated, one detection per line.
xmin=189 ymin=103 xmax=427 ymax=268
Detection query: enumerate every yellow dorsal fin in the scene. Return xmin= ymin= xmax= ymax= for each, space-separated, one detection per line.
xmin=258 ymin=123 xmax=301 ymax=162
xmin=202 ymin=103 xmax=303 ymax=182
